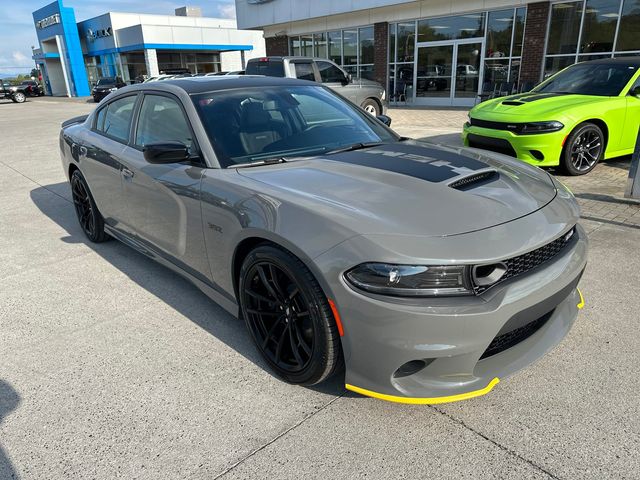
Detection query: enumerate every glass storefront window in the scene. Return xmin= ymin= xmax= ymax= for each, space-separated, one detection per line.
xmin=314 ymin=33 xmax=327 ymax=58
xmin=396 ymin=22 xmax=415 ymax=63
xmin=617 ymin=0 xmax=640 ymax=51
xmin=486 ymin=9 xmax=514 ymax=58
xmin=580 ymin=0 xmax=620 ymax=53
xmin=547 ymin=2 xmax=583 ymax=55
xmin=343 ymin=30 xmax=358 ymax=66
xmin=290 ymin=37 xmax=301 ymax=56
xmin=328 ymin=31 xmax=342 ymax=64
xmin=389 ymin=24 xmax=396 ymax=63
xmin=359 ymin=65 xmax=375 ymax=81
xmin=300 ymin=35 xmax=313 ymax=56
xmin=417 ymin=13 xmax=485 ymax=42
xmin=359 ymin=26 xmax=374 ymax=65
xmin=484 ymin=59 xmax=510 ymax=85
xmin=544 ymin=56 xmax=576 ymax=78
xmin=512 ymin=8 xmax=526 ymax=57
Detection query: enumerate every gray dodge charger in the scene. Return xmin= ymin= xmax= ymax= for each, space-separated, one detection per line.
xmin=59 ymin=76 xmax=587 ymax=404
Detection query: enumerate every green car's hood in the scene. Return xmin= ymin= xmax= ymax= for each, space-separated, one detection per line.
xmin=472 ymin=92 xmax=612 ymax=119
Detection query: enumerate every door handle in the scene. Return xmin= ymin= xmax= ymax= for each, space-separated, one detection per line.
xmin=122 ymin=167 xmax=134 ymax=179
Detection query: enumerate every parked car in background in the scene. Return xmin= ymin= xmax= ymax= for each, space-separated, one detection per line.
xmin=1 ymin=80 xmax=27 ymax=103
xmin=246 ymin=56 xmax=385 ymax=115
xmin=20 ymin=80 xmax=43 ymax=96
xmin=464 ymin=58 xmax=640 ymax=175
xmin=92 ymin=77 xmax=126 ymax=102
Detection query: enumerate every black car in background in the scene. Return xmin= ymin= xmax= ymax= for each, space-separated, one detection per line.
xmin=1 ymin=80 xmax=27 ymax=103
xmin=92 ymin=77 xmax=126 ymax=102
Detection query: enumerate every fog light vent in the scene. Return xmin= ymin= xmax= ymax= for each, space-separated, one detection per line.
xmin=393 ymin=359 xmax=432 ymax=378
xmin=473 ymin=263 xmax=507 ymax=287
xmin=530 ymin=150 xmax=545 ymax=160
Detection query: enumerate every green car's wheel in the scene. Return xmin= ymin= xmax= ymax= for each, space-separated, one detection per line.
xmin=562 ymin=122 xmax=604 ymax=176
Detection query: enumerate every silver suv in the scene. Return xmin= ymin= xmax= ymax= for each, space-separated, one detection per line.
xmin=246 ymin=56 xmax=386 ymax=115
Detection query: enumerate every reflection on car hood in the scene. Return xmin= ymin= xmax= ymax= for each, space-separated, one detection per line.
xmin=472 ymin=92 xmax=612 ymax=118
xmin=238 ymin=141 xmax=557 ymax=237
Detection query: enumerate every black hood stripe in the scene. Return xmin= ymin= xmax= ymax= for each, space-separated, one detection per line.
xmin=502 ymin=92 xmax=567 ymax=103
xmin=325 ymin=143 xmax=489 ymax=183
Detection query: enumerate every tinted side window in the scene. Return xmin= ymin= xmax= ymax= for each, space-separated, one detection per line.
xmin=95 ymin=107 xmax=107 ymax=131
xmin=245 ymin=60 xmax=285 ymax=77
xmin=98 ymin=95 xmax=136 ymax=142
xmin=135 ymin=95 xmax=194 ymax=150
xmin=317 ymin=61 xmax=346 ymax=83
xmin=292 ymin=62 xmax=316 ymax=81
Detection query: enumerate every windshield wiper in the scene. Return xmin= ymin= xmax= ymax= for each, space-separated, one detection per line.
xmin=232 ymin=157 xmax=288 ymax=169
xmin=327 ymin=142 xmax=383 ymax=155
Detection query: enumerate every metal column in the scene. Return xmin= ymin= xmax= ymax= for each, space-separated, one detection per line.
xmin=625 ymin=126 xmax=640 ymax=200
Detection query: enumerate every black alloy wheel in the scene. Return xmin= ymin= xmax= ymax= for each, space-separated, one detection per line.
xmin=70 ymin=170 xmax=110 ymax=243
xmin=562 ymin=122 xmax=604 ymax=175
xmin=239 ymin=245 xmax=342 ymax=386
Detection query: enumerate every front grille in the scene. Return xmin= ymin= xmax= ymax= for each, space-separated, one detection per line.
xmin=480 ymin=310 xmax=553 ymax=359
xmin=467 ymin=133 xmax=517 ymax=158
xmin=474 ymin=227 xmax=576 ymax=294
xmin=470 ymin=118 xmax=520 ymax=132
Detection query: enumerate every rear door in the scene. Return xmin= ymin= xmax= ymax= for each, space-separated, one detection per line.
xmin=79 ymin=94 xmax=138 ymax=228
xmin=119 ymin=92 xmax=210 ymax=279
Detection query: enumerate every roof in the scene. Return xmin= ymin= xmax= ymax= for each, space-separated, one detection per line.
xmin=581 ymin=56 xmax=640 ymax=66
xmin=128 ymin=75 xmax=317 ymax=94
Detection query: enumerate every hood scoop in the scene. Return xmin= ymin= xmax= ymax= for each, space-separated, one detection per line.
xmin=501 ymin=100 xmax=525 ymax=106
xmin=448 ymin=170 xmax=498 ymax=190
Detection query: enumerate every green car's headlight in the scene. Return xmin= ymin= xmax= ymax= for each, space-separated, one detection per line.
xmin=345 ymin=263 xmax=473 ymax=297
xmin=518 ymin=121 xmax=564 ymax=134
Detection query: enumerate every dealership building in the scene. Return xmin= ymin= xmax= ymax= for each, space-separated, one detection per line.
xmin=31 ymin=1 xmax=266 ymax=97
xmin=236 ymin=0 xmax=640 ymax=106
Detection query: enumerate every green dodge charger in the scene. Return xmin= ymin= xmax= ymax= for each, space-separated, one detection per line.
xmin=463 ymin=58 xmax=640 ymax=175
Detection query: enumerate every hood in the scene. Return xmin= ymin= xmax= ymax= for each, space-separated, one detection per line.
xmin=353 ymin=78 xmax=383 ymax=89
xmin=237 ymin=142 xmax=557 ymax=237
xmin=472 ymin=92 xmax=611 ymax=118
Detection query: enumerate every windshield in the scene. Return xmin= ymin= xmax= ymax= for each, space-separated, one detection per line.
xmin=97 ymin=78 xmax=116 ymax=86
xmin=193 ymin=85 xmax=398 ymax=167
xmin=534 ymin=63 xmax=638 ymax=96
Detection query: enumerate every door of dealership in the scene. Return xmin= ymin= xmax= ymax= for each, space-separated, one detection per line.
xmin=414 ymin=38 xmax=484 ymax=107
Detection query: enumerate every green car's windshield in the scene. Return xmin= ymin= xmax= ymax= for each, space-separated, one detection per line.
xmin=535 ymin=63 xmax=638 ymax=96
xmin=193 ymin=85 xmax=398 ymax=167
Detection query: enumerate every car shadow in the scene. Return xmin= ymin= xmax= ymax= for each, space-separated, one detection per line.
xmin=0 ymin=380 xmax=20 ymax=479
xmin=30 ymin=183 xmax=350 ymax=398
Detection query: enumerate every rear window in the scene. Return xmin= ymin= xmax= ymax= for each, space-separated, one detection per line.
xmin=246 ymin=60 xmax=285 ymax=77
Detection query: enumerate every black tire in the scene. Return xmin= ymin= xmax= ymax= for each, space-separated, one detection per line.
xmin=12 ymin=92 xmax=26 ymax=103
xmin=70 ymin=170 xmax=110 ymax=243
xmin=561 ymin=122 xmax=604 ymax=176
xmin=361 ymin=98 xmax=381 ymax=116
xmin=239 ymin=244 xmax=343 ymax=386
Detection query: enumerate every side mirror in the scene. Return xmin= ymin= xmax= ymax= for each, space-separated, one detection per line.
xmin=143 ymin=142 xmax=190 ymax=164
xmin=376 ymin=114 xmax=392 ymax=127
xmin=342 ymin=73 xmax=352 ymax=85
xmin=629 ymin=86 xmax=640 ymax=98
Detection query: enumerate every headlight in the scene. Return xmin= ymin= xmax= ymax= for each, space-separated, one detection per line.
xmin=345 ymin=263 xmax=473 ymax=297
xmin=109 ymin=87 xmax=118 ymax=92
xmin=9 ymin=86 xmax=17 ymax=91
xmin=381 ymin=90 xmax=386 ymax=101
xmin=517 ymin=121 xmax=564 ymax=134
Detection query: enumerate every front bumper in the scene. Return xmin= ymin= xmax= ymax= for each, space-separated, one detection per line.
xmin=462 ymin=123 xmax=567 ymax=167
xmin=314 ymin=205 xmax=587 ymax=404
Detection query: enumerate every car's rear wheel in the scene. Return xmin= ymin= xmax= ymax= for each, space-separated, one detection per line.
xmin=239 ymin=245 xmax=342 ymax=386
xmin=12 ymin=92 xmax=26 ymax=103
xmin=562 ymin=122 xmax=604 ymax=175
xmin=70 ymin=170 xmax=110 ymax=243
xmin=361 ymin=98 xmax=381 ymax=116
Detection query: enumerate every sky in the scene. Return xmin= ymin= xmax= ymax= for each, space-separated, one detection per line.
xmin=0 ymin=0 xmax=237 ymax=76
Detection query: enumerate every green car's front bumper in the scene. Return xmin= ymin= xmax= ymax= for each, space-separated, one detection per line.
xmin=462 ymin=123 xmax=567 ymax=167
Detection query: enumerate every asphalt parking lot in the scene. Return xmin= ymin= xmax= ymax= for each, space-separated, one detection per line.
xmin=1 ymin=97 xmax=639 ymax=479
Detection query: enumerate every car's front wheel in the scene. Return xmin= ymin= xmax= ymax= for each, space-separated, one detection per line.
xmin=70 ymin=170 xmax=110 ymax=243
xmin=361 ymin=98 xmax=381 ymax=116
xmin=12 ymin=92 xmax=26 ymax=103
xmin=562 ymin=122 xmax=604 ymax=175
xmin=239 ymin=245 xmax=343 ymax=386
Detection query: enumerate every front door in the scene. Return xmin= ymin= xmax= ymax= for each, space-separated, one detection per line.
xmin=414 ymin=39 xmax=483 ymax=107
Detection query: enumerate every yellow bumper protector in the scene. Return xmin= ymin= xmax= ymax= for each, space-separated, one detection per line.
xmin=577 ymin=288 xmax=585 ymax=309
xmin=346 ymin=377 xmax=500 ymax=405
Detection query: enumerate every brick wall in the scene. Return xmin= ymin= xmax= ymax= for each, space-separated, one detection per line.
xmin=520 ymin=1 xmax=550 ymax=85
xmin=265 ymin=36 xmax=289 ymax=56
xmin=373 ymin=22 xmax=389 ymax=89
